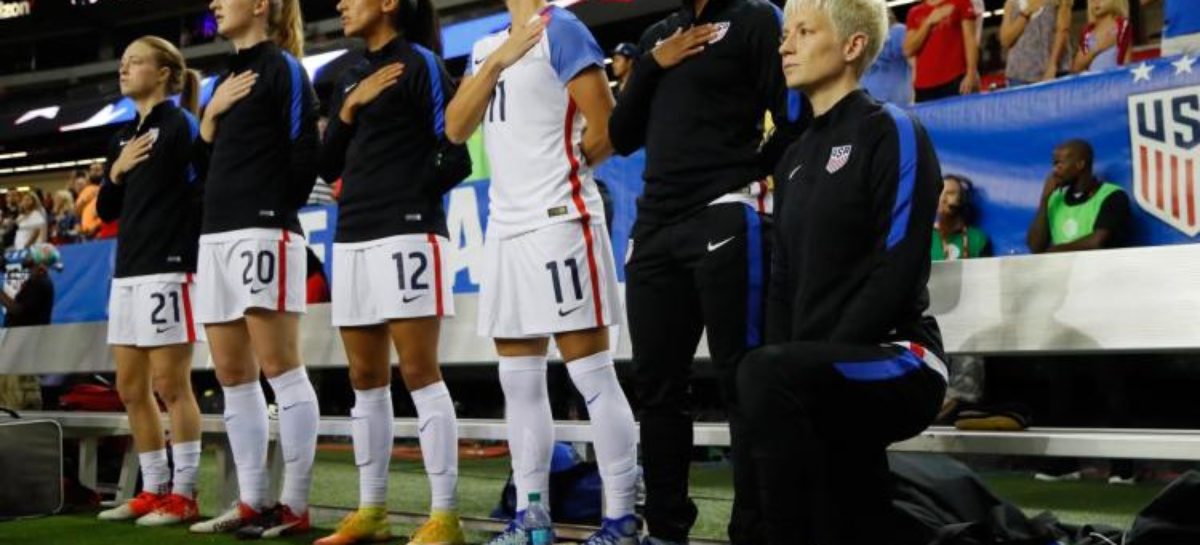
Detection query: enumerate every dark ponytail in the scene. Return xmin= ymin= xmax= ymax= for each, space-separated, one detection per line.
xmin=397 ymin=0 xmax=442 ymax=56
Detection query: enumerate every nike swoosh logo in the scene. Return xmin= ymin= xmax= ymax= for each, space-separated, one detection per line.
xmin=419 ymin=420 xmax=432 ymax=432
xmin=155 ymin=326 xmax=176 ymax=334
xmin=558 ymin=305 xmax=583 ymax=317
xmin=788 ymin=164 xmax=802 ymax=180
xmin=250 ymin=286 xmax=268 ymax=294
xmin=474 ymin=57 xmax=486 ymax=66
xmin=344 ymin=82 xmax=358 ymax=94
xmin=707 ymin=237 xmax=735 ymax=252
xmin=402 ymin=294 xmax=425 ymax=303
xmin=586 ymin=393 xmax=601 ymax=405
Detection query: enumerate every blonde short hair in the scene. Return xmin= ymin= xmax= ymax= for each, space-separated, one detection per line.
xmin=783 ymin=0 xmax=889 ymax=76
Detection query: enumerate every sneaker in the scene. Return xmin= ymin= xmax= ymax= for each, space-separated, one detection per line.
xmin=582 ymin=515 xmax=640 ymax=545
xmin=314 ymin=506 xmax=391 ymax=545
xmin=190 ymin=501 xmax=261 ymax=534
xmin=98 ymin=491 xmax=165 ymax=521
xmin=1034 ymin=471 xmax=1083 ymax=482
xmin=483 ymin=513 xmax=529 ymax=545
xmin=407 ymin=510 xmax=467 ymax=545
xmin=235 ymin=503 xmax=311 ymax=540
xmin=1108 ymin=474 xmax=1137 ymax=485
xmin=137 ymin=493 xmax=200 ymax=526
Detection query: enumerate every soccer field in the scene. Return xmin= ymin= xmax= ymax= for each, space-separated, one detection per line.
xmin=0 ymin=448 xmax=1166 ymax=544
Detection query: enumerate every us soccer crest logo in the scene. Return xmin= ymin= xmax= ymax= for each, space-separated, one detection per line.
xmin=1128 ymin=85 xmax=1200 ymax=236
xmin=826 ymin=145 xmax=852 ymax=174
xmin=708 ymin=22 xmax=731 ymax=44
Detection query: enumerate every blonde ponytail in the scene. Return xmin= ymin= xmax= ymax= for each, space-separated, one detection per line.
xmin=270 ymin=0 xmax=305 ymax=58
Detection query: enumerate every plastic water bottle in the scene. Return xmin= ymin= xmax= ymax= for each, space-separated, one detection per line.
xmin=523 ymin=492 xmax=553 ymax=545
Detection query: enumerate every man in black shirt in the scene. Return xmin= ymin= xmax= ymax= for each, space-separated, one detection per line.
xmin=739 ymin=1 xmax=946 ymax=543
xmin=608 ymin=0 xmax=805 ymax=543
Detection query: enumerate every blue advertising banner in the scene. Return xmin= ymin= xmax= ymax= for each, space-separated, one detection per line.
xmin=913 ymin=54 xmax=1200 ymax=255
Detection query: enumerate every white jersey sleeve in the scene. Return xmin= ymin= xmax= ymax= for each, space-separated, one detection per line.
xmin=473 ymin=6 xmax=608 ymax=239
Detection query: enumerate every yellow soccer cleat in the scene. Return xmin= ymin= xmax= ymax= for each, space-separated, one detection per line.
xmin=313 ymin=506 xmax=391 ymax=545
xmin=406 ymin=510 xmax=467 ymax=545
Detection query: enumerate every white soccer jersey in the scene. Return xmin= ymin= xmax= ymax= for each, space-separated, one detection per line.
xmin=467 ymin=6 xmax=608 ymax=239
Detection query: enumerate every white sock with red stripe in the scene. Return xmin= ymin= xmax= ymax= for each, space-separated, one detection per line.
xmin=171 ymin=440 xmax=202 ymax=497
xmin=498 ymin=355 xmax=554 ymax=511
xmin=411 ymin=381 xmax=458 ymax=511
xmin=566 ymin=350 xmax=637 ymax=519
xmin=351 ymin=386 xmax=393 ymax=507
xmin=222 ymin=381 xmax=270 ymax=510
xmin=138 ymin=448 xmax=171 ymax=496
xmin=267 ymin=366 xmax=318 ymax=514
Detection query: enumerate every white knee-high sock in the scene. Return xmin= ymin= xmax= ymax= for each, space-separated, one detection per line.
xmin=566 ymin=351 xmax=638 ymax=519
xmin=267 ymin=367 xmax=319 ymax=513
xmin=222 ymin=381 xmax=269 ymax=510
xmin=351 ymin=386 xmax=393 ymax=507
xmin=498 ymin=356 xmax=554 ymax=512
xmin=139 ymin=448 xmax=171 ymax=496
xmin=412 ymin=381 xmax=459 ymax=512
xmin=171 ymin=440 xmax=202 ymax=497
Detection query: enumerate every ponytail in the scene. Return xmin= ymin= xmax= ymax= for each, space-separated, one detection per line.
xmin=134 ymin=36 xmax=200 ymax=116
xmin=270 ymin=0 xmax=305 ymax=58
xmin=180 ymin=69 xmax=202 ymax=117
xmin=397 ymin=0 xmax=442 ymax=56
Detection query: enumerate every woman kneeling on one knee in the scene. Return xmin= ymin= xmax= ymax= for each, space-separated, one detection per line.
xmin=739 ymin=0 xmax=948 ymax=543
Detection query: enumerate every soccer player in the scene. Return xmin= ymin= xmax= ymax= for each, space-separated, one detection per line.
xmin=314 ymin=0 xmax=470 ymax=543
xmin=740 ymin=0 xmax=947 ymax=543
xmin=445 ymin=1 xmax=639 ymax=543
xmin=607 ymin=0 xmax=805 ymax=541
xmin=187 ymin=0 xmax=321 ymax=538
xmin=94 ymin=36 xmax=205 ymax=528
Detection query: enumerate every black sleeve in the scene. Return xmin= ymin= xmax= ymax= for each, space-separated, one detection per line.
xmin=1094 ymin=189 xmax=1131 ymax=247
xmin=609 ymin=23 xmax=667 ymax=156
xmin=176 ymin=112 xmax=206 ymax=220
xmin=751 ymin=6 xmax=808 ymax=177
xmin=829 ymin=116 xmax=943 ymax=344
xmin=96 ymin=134 xmax=125 ymax=222
xmin=318 ymin=72 xmax=355 ymax=184
xmin=765 ymin=143 xmax=800 ymax=344
xmin=413 ymin=52 xmax=472 ymax=195
xmin=279 ymin=60 xmax=321 ymax=209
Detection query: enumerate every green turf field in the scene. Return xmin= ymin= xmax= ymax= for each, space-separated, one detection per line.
xmin=0 ymin=447 xmax=1168 ymax=544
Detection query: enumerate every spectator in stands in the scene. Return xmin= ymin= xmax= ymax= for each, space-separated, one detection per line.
xmin=13 ymin=192 xmax=48 ymax=250
xmin=0 ymin=244 xmax=57 ymax=327
xmin=49 ymin=190 xmax=80 ymax=245
xmin=904 ymin=0 xmax=980 ymax=102
xmin=0 ymin=191 xmax=19 ymax=249
xmin=75 ymin=175 xmax=102 ymax=239
xmin=69 ymin=169 xmax=89 ymax=199
xmin=1000 ymin=0 xmax=1072 ymax=86
xmin=1027 ymin=139 xmax=1130 ymax=253
xmin=610 ymin=42 xmax=639 ymax=93
xmin=1072 ymin=0 xmax=1132 ymax=73
xmin=87 ymin=161 xmax=105 ymax=185
xmin=862 ymin=9 xmax=912 ymax=104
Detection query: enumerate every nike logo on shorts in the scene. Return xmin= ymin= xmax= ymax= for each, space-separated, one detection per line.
xmin=707 ymin=237 xmax=735 ymax=252
xmin=156 ymin=326 xmax=176 ymax=334
xmin=586 ymin=393 xmax=601 ymax=405
xmin=403 ymin=294 xmax=425 ymax=303
xmin=250 ymin=286 xmax=268 ymax=295
xmin=558 ymin=305 xmax=583 ymax=317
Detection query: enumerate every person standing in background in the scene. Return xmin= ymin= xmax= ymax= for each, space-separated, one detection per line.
xmin=862 ymin=9 xmax=912 ymax=104
xmin=1000 ymin=0 xmax=1072 ymax=85
xmin=904 ymin=0 xmax=980 ymax=102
